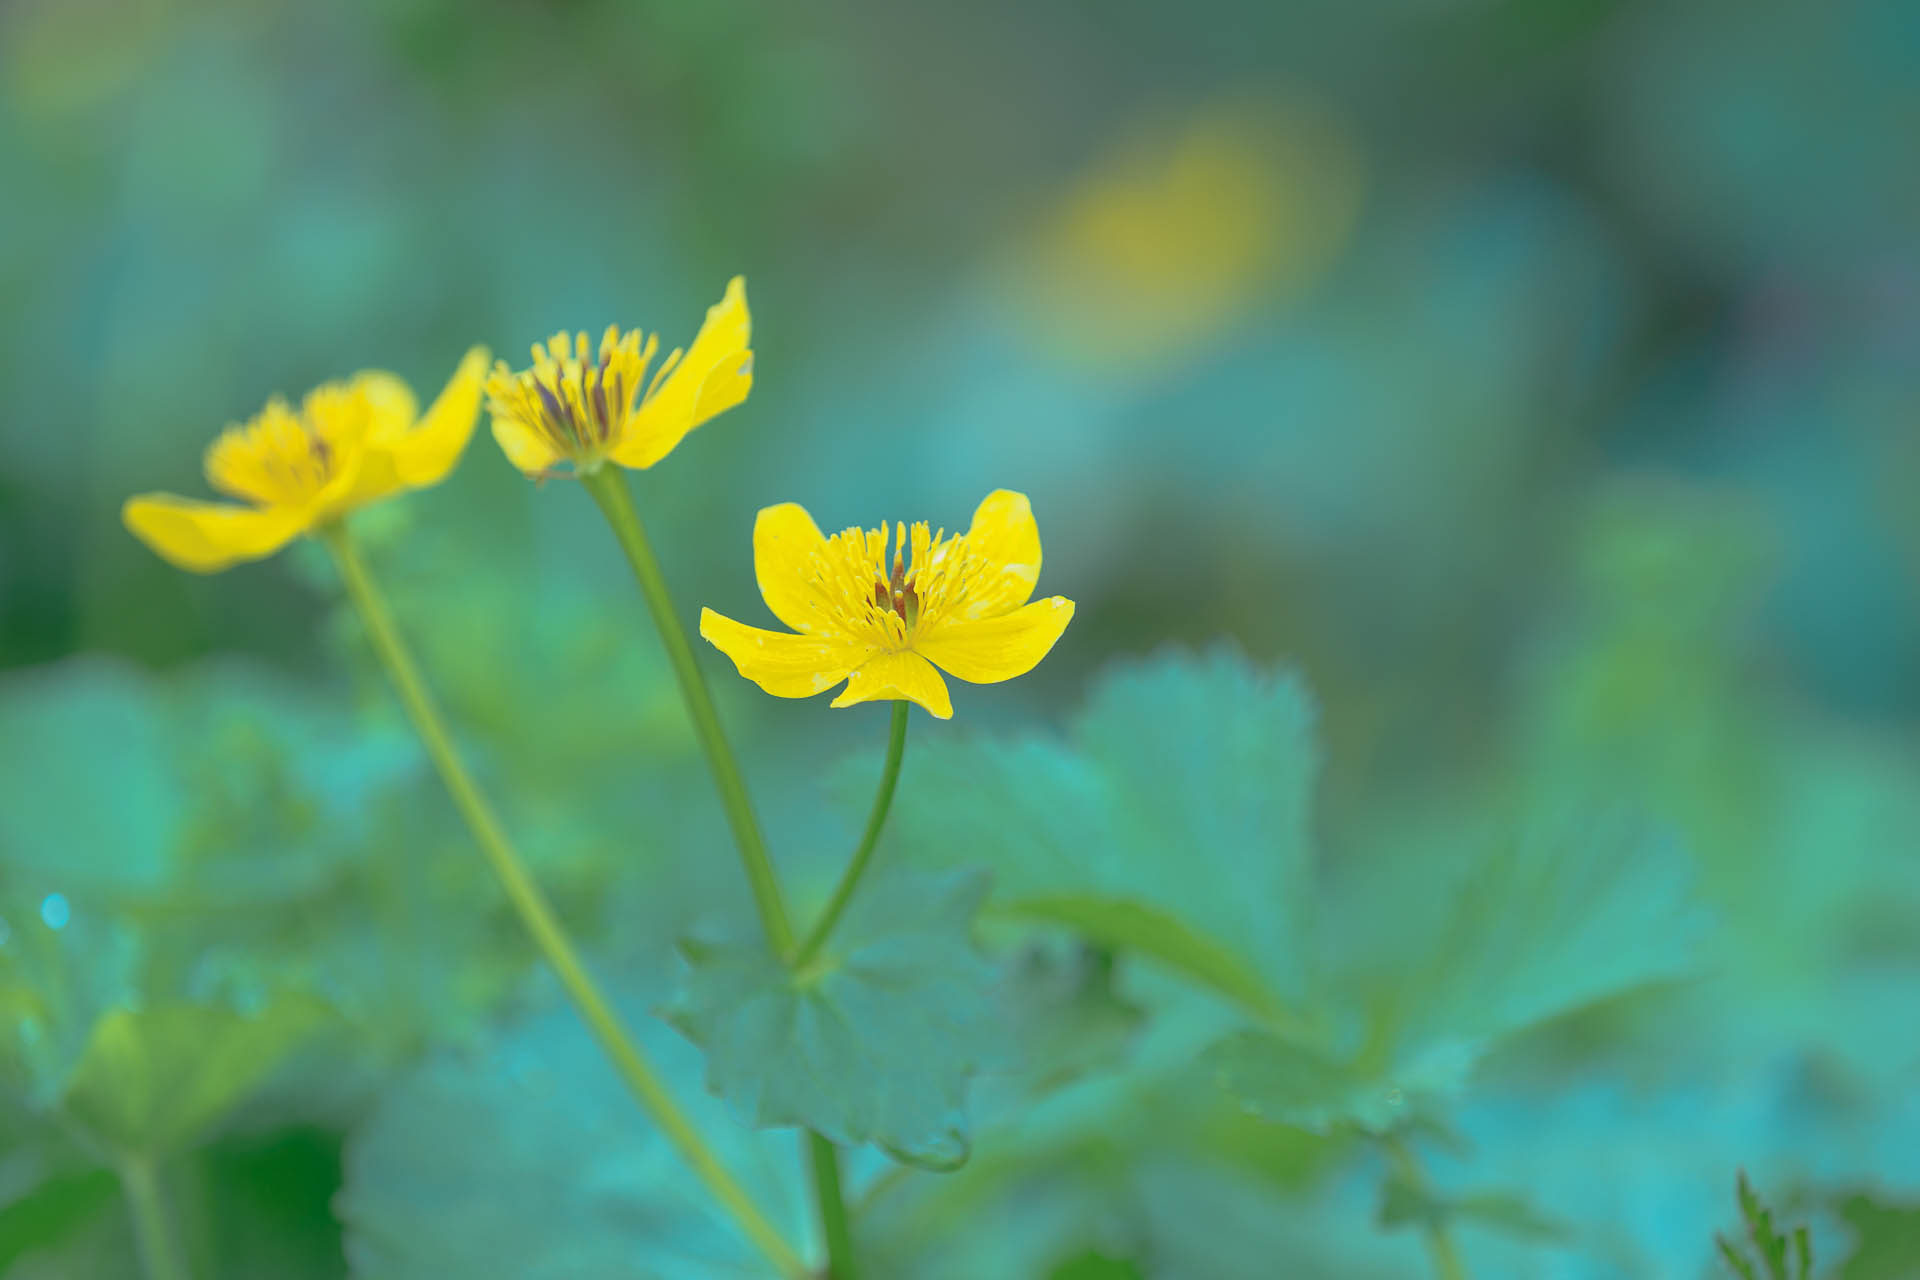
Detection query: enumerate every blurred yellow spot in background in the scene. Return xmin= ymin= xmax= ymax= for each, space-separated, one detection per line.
xmin=997 ymin=93 xmax=1364 ymax=373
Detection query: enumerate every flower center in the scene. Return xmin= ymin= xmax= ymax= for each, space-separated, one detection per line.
xmin=204 ymin=396 xmax=349 ymax=507
xmin=873 ymin=544 xmax=921 ymax=630
xmin=489 ymin=327 xmax=675 ymax=467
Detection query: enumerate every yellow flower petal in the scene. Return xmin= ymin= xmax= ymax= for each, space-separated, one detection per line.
xmin=830 ymin=650 xmax=954 ymax=720
xmin=611 ymin=276 xmax=753 ymax=470
xmin=958 ymin=489 xmax=1042 ymax=619
xmin=380 ymin=346 xmax=489 ymax=488
xmin=753 ymin=502 xmax=835 ymax=635
xmin=351 ymin=371 xmax=419 ymax=440
xmin=204 ymin=398 xmax=319 ymax=506
xmin=917 ymin=596 xmax=1075 ymax=684
xmin=323 ymin=444 xmax=403 ymax=514
xmin=491 ymin=416 xmax=561 ymax=475
xmin=699 ymin=608 xmax=868 ymax=698
xmin=122 ymin=494 xmax=308 ymax=574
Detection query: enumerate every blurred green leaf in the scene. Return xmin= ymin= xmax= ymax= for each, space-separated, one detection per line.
xmin=0 ymin=1168 xmax=119 ymax=1272
xmin=1201 ymin=1030 xmax=1477 ymax=1136
xmin=59 ymin=997 xmax=331 ymax=1156
xmin=992 ymin=941 xmax=1143 ymax=1101
xmin=874 ymin=651 xmax=1704 ymax=1139
xmin=0 ymin=659 xmax=180 ymax=895
xmin=1047 ymin=1250 xmax=1144 ymax=1279
xmin=992 ymin=896 xmax=1296 ymax=1027
xmin=199 ymin=1128 xmax=349 ymax=1280
xmin=338 ymin=992 xmax=810 ymax=1279
xmin=0 ymin=657 xmax=418 ymax=907
xmin=1209 ymin=812 xmax=1702 ymax=1136
xmin=1325 ymin=812 xmax=1706 ymax=1051
xmin=1716 ymin=1171 xmax=1811 ymax=1280
xmin=669 ymin=869 xmax=994 ymax=1168
xmin=863 ymin=649 xmax=1316 ymax=1017
xmin=0 ymin=891 xmax=144 ymax=1110
xmin=1375 ymin=1173 xmax=1566 ymax=1243
xmin=1834 ymin=1193 xmax=1920 ymax=1280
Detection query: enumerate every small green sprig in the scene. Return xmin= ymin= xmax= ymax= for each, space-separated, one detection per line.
xmin=1716 ymin=1171 xmax=1812 ymax=1280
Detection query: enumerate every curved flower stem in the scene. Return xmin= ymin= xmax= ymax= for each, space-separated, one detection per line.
xmin=575 ymin=471 xmax=872 ymax=1274
xmin=808 ymin=1132 xmax=858 ymax=1279
xmin=1385 ymin=1136 xmax=1468 ymax=1280
xmin=579 ymin=467 xmax=797 ymax=959
xmin=120 ymin=1156 xmax=187 ymax=1280
xmin=318 ymin=522 xmax=807 ymax=1280
xmin=794 ymin=701 xmax=909 ymax=968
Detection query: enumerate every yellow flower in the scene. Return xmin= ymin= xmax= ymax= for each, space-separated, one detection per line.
xmin=699 ymin=490 xmax=1074 ymax=720
xmin=123 ymin=349 xmax=490 ymax=573
xmin=485 ymin=276 xmax=753 ymax=476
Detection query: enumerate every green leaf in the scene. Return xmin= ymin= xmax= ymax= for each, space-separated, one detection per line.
xmin=668 ymin=869 xmax=994 ymax=1168
xmin=1327 ymin=809 xmax=1706 ymax=1050
xmin=991 ymin=896 xmax=1299 ymax=1029
xmin=1048 ymin=1250 xmax=1144 ymax=1280
xmin=0 ymin=659 xmax=181 ymax=896
xmin=863 ymin=649 xmax=1317 ymax=1018
xmin=1833 ymin=1193 xmax=1920 ymax=1280
xmin=991 ymin=941 xmax=1143 ymax=1101
xmin=1208 ymin=811 xmax=1702 ymax=1135
xmin=1376 ymin=1174 xmax=1566 ymax=1243
xmin=0 ymin=1168 xmax=119 ymax=1272
xmin=1717 ymin=1170 xmax=1811 ymax=1280
xmin=59 ymin=997 xmax=331 ymax=1156
xmin=1201 ymin=1030 xmax=1478 ymax=1136
xmin=869 ymin=650 xmax=1705 ymax=1139
xmin=338 ymin=993 xmax=810 ymax=1279
xmin=0 ymin=657 xmax=418 ymax=907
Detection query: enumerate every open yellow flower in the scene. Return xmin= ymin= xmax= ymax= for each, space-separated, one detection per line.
xmin=123 ymin=349 xmax=490 ymax=573
xmin=699 ymin=490 xmax=1074 ymax=720
xmin=485 ymin=276 xmax=753 ymax=476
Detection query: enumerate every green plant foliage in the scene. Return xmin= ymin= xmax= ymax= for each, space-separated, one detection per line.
xmin=0 ymin=1169 xmax=120 ymax=1272
xmin=991 ymin=941 xmax=1144 ymax=1101
xmin=1376 ymin=1174 xmax=1566 ymax=1245
xmin=855 ymin=650 xmax=1316 ymax=1021
xmin=870 ymin=649 xmax=1707 ymax=1138
xmin=0 ymin=655 xmax=511 ymax=1222
xmin=337 ymin=992 xmax=812 ymax=1279
xmin=0 ymin=657 xmax=418 ymax=905
xmin=1832 ymin=1193 xmax=1920 ymax=1280
xmin=0 ymin=660 xmax=183 ymax=895
xmin=1200 ymin=1030 xmax=1477 ymax=1135
xmin=59 ymin=998 xmax=331 ymax=1157
xmin=1716 ymin=1171 xmax=1811 ymax=1280
xmin=1048 ymin=1249 xmax=1144 ymax=1279
xmin=668 ymin=869 xmax=995 ymax=1168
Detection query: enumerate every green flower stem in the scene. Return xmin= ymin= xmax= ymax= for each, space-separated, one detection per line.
xmin=794 ymin=700 xmax=909 ymax=968
xmin=576 ymin=470 xmax=875 ymax=1276
xmin=121 ymin=1156 xmax=187 ymax=1280
xmin=580 ymin=467 xmax=797 ymax=958
xmin=318 ymin=522 xmax=807 ymax=1280
xmin=1386 ymin=1137 xmax=1468 ymax=1280
xmin=808 ymin=1132 xmax=858 ymax=1279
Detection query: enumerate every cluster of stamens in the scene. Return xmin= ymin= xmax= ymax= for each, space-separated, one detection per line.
xmin=874 ymin=543 xmax=921 ymax=629
xmin=204 ymin=392 xmax=350 ymax=506
xmin=801 ymin=520 xmax=995 ymax=649
xmin=488 ymin=327 xmax=675 ymax=466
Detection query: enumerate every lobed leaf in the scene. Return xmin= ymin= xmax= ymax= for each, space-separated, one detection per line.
xmin=338 ymin=992 xmax=810 ymax=1279
xmin=863 ymin=649 xmax=1708 ymax=1139
xmin=59 ymin=996 xmax=332 ymax=1156
xmin=668 ymin=869 xmax=995 ymax=1168
xmin=864 ymin=648 xmax=1317 ymax=1021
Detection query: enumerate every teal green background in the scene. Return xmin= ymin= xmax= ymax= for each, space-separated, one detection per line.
xmin=1 ymin=0 xmax=1917 ymax=1275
